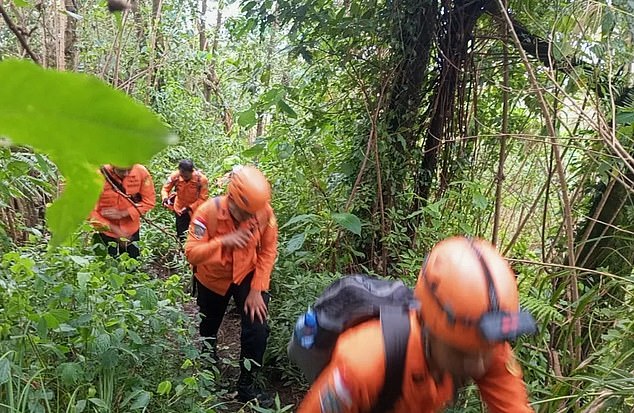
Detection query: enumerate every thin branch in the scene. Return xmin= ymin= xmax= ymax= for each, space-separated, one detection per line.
xmin=0 ymin=4 xmax=40 ymax=64
xmin=574 ymin=178 xmax=616 ymax=264
xmin=343 ymin=64 xmax=393 ymax=211
xmin=577 ymin=194 xmax=629 ymax=269
xmin=502 ymin=180 xmax=548 ymax=256
xmin=508 ymin=258 xmax=632 ymax=284
xmin=100 ymin=11 xmax=129 ymax=80
xmin=373 ymin=126 xmax=386 ymax=275
xmin=496 ymin=0 xmax=581 ymax=366
xmin=492 ymin=6 xmax=509 ymax=246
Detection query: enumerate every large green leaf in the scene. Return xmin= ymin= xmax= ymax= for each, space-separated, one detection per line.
xmin=277 ymin=100 xmax=298 ymax=118
xmin=237 ymin=109 xmax=257 ymax=128
xmin=285 ymin=232 xmax=306 ymax=254
xmin=129 ymin=390 xmax=151 ymax=409
xmin=0 ymin=60 xmax=175 ymax=246
xmin=331 ymin=212 xmax=362 ymax=236
xmin=280 ymin=213 xmax=318 ymax=229
xmin=0 ymin=358 xmax=10 ymax=385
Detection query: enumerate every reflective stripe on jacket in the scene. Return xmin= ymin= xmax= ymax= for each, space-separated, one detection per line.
xmin=89 ymin=164 xmax=155 ymax=238
xmin=297 ymin=311 xmax=533 ymax=413
xmin=184 ymin=195 xmax=278 ymax=295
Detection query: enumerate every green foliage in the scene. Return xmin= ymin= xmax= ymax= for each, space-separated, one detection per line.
xmin=0 ymin=238 xmax=227 ymax=413
xmin=266 ymin=269 xmax=341 ymax=385
xmin=1 ymin=0 xmax=634 ymax=410
xmin=0 ymin=60 xmax=174 ymax=246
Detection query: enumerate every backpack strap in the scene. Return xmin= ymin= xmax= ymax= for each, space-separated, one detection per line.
xmin=370 ymin=307 xmax=411 ymax=413
xmin=206 ymin=196 xmax=269 ymax=236
xmin=100 ymin=166 xmax=128 ymax=196
xmin=256 ymin=208 xmax=271 ymax=232
xmin=206 ymin=196 xmax=221 ymax=237
xmin=195 ymin=171 xmax=203 ymax=197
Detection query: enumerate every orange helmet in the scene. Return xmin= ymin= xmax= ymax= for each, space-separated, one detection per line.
xmin=227 ymin=165 xmax=271 ymax=214
xmin=414 ymin=236 xmax=536 ymax=351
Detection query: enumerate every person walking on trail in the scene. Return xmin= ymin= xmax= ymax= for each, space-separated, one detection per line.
xmin=161 ymin=159 xmax=209 ymax=241
xmin=297 ymin=236 xmax=536 ymax=413
xmin=184 ymin=165 xmax=278 ymax=406
xmin=90 ymin=164 xmax=156 ymax=259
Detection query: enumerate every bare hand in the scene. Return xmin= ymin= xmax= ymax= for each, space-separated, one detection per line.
xmin=221 ymin=228 xmax=252 ymax=248
xmin=244 ymin=289 xmax=267 ymax=323
xmin=101 ymin=208 xmax=129 ymax=220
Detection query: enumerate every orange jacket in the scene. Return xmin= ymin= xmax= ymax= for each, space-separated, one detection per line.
xmin=297 ymin=312 xmax=533 ymax=413
xmin=89 ymin=164 xmax=156 ymax=238
xmin=160 ymin=170 xmax=209 ymax=213
xmin=184 ymin=196 xmax=278 ymax=295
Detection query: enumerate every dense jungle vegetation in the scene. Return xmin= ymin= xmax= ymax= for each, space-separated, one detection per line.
xmin=1 ymin=0 xmax=634 ymax=411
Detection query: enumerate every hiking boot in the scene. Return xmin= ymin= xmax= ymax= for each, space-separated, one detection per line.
xmin=237 ymin=383 xmax=274 ymax=408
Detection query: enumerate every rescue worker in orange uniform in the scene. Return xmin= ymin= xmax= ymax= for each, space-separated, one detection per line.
xmin=298 ymin=236 xmax=535 ymax=413
xmin=185 ymin=165 xmax=278 ymax=406
xmin=90 ymin=164 xmax=156 ymax=259
xmin=161 ymin=159 xmax=209 ymax=241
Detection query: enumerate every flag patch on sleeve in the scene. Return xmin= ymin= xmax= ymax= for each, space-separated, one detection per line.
xmin=319 ymin=368 xmax=352 ymax=413
xmin=192 ymin=218 xmax=207 ymax=239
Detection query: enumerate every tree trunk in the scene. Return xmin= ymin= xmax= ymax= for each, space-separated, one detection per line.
xmin=575 ymin=172 xmax=634 ymax=273
xmin=416 ymin=0 xmax=492 ymax=203
xmin=131 ymin=0 xmax=145 ymax=48
xmin=382 ymin=0 xmax=436 ymax=201
xmin=255 ymin=29 xmax=276 ymax=139
xmin=63 ymin=0 xmax=78 ymax=70
xmin=493 ymin=5 xmax=509 ymax=246
xmin=55 ymin=0 xmax=66 ymax=70
xmin=356 ymin=0 xmax=437 ymax=267
xmin=146 ymin=0 xmax=164 ymax=103
xmin=201 ymin=0 xmax=233 ymax=134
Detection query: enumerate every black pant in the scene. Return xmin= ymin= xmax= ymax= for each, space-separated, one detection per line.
xmin=97 ymin=231 xmax=140 ymax=258
xmin=175 ymin=212 xmax=191 ymax=242
xmin=196 ymin=272 xmax=270 ymax=383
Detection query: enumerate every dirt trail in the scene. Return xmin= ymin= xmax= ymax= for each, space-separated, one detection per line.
xmin=149 ymin=258 xmax=304 ymax=410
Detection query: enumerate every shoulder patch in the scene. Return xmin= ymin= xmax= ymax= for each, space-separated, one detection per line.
xmin=192 ymin=218 xmax=207 ymax=239
xmin=505 ymin=353 xmax=522 ymax=377
xmin=319 ymin=368 xmax=352 ymax=413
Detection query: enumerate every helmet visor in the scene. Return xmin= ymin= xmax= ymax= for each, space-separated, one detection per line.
xmin=479 ymin=310 xmax=537 ymax=342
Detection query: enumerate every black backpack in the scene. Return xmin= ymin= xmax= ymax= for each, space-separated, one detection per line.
xmin=288 ymin=274 xmax=416 ymax=413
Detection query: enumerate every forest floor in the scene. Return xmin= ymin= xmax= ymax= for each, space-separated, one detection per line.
xmin=150 ymin=258 xmax=304 ymax=411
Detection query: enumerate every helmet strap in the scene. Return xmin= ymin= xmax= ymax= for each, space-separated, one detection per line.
xmin=467 ymin=238 xmax=499 ymax=312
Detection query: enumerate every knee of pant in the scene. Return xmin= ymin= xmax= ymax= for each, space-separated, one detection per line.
xmin=242 ymin=322 xmax=269 ymax=339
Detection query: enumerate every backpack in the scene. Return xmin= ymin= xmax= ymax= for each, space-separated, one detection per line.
xmin=288 ymin=274 xmax=416 ymax=413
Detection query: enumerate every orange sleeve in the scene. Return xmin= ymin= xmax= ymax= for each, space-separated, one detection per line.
xmin=297 ymin=361 xmax=367 ymax=413
xmin=251 ymin=208 xmax=278 ymax=291
xmin=190 ymin=175 xmax=209 ymax=211
xmin=160 ymin=172 xmax=177 ymax=201
xmin=298 ymin=322 xmax=387 ymax=413
xmin=89 ymin=209 xmax=111 ymax=232
xmin=128 ymin=168 xmax=156 ymax=220
xmin=184 ymin=201 xmax=223 ymax=266
xmin=475 ymin=343 xmax=534 ymax=413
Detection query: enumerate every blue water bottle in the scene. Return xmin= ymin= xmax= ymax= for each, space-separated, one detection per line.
xmin=294 ymin=308 xmax=318 ymax=349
